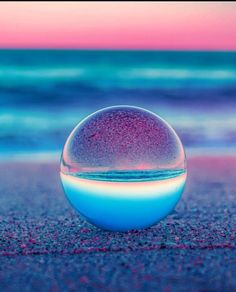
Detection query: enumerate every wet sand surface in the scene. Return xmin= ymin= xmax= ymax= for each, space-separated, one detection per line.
xmin=0 ymin=157 xmax=235 ymax=291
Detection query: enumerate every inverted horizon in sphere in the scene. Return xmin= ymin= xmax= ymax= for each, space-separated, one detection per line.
xmin=60 ymin=170 xmax=186 ymax=231
xmin=61 ymin=106 xmax=187 ymax=231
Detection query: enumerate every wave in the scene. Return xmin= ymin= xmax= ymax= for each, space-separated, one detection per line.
xmin=0 ymin=67 xmax=85 ymax=79
xmin=0 ymin=107 xmax=236 ymax=156
xmin=0 ymin=66 xmax=236 ymax=85
xmin=122 ymin=68 xmax=236 ymax=80
xmin=1 ymin=50 xmax=236 ymax=158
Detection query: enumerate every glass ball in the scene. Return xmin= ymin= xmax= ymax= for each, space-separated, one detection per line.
xmin=60 ymin=106 xmax=187 ymax=231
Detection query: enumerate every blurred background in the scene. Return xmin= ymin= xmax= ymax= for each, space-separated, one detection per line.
xmin=0 ymin=2 xmax=236 ymax=160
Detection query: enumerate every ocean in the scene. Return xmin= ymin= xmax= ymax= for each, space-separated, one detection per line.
xmin=0 ymin=49 xmax=236 ymax=160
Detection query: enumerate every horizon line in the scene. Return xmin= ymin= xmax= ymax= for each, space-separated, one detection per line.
xmin=1 ymin=47 xmax=236 ymax=53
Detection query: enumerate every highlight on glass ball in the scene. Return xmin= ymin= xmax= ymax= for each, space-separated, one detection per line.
xmin=60 ymin=105 xmax=187 ymax=231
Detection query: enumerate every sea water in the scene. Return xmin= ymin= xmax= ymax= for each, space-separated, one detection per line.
xmin=60 ymin=105 xmax=187 ymax=231
xmin=1 ymin=50 xmax=236 ymax=156
xmin=61 ymin=169 xmax=186 ymax=231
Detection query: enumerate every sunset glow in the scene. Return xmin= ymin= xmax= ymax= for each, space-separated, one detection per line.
xmin=0 ymin=2 xmax=236 ymax=50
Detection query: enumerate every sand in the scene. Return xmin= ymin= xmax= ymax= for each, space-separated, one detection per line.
xmin=0 ymin=157 xmax=235 ymax=291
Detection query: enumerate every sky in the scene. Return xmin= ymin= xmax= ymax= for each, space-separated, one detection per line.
xmin=0 ymin=2 xmax=236 ymax=50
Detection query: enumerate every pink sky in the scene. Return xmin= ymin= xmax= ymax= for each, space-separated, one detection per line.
xmin=0 ymin=2 xmax=236 ymax=50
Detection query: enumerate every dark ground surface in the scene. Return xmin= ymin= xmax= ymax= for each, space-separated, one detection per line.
xmin=0 ymin=157 xmax=235 ymax=292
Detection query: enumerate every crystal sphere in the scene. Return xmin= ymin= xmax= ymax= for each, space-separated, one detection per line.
xmin=60 ymin=106 xmax=187 ymax=231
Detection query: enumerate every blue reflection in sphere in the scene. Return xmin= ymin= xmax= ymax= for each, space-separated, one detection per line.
xmin=60 ymin=106 xmax=187 ymax=231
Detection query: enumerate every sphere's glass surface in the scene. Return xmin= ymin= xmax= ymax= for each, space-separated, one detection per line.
xmin=60 ymin=106 xmax=187 ymax=231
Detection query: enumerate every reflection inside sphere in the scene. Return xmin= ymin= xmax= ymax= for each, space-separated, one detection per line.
xmin=60 ymin=106 xmax=187 ymax=231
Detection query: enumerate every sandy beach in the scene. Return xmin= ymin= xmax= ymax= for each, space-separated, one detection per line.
xmin=0 ymin=156 xmax=235 ymax=291
xmin=1 ymin=3 xmax=236 ymax=291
